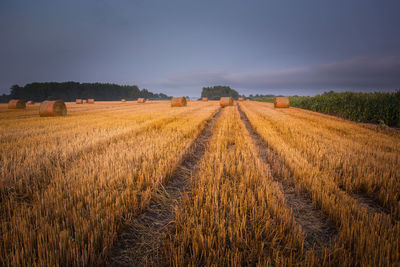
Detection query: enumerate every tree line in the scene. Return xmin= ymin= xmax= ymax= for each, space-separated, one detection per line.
xmin=200 ymin=86 xmax=294 ymax=101
xmin=0 ymin=82 xmax=171 ymax=102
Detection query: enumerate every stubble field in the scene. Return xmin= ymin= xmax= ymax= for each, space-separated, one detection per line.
xmin=0 ymin=100 xmax=399 ymax=266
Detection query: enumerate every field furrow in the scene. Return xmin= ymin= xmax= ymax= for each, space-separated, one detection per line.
xmin=239 ymin=101 xmax=400 ymax=266
xmin=162 ymin=106 xmax=312 ymax=266
xmin=241 ymin=102 xmax=400 ymax=218
xmin=237 ymin=105 xmax=337 ymax=252
xmin=110 ymin=107 xmax=222 ymax=266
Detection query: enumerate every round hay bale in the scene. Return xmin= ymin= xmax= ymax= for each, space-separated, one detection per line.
xmin=274 ymin=97 xmax=290 ymax=108
xmin=27 ymin=100 xmax=35 ymax=105
xmin=220 ymin=97 xmax=234 ymax=107
xmin=8 ymin=99 xmax=26 ymax=109
xmin=121 ymin=99 xmax=126 ymax=102
xmin=202 ymin=97 xmax=208 ymax=101
xmin=171 ymin=97 xmax=187 ymax=107
xmin=137 ymin=98 xmax=146 ymax=103
xmin=76 ymin=99 xmax=83 ymax=104
xmin=238 ymin=97 xmax=244 ymax=101
xmin=39 ymin=100 xmax=67 ymax=117
xmin=88 ymin=99 xmax=95 ymax=104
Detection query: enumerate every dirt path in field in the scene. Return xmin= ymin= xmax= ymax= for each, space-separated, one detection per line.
xmin=237 ymin=105 xmax=337 ymax=252
xmin=348 ymin=191 xmax=391 ymax=215
xmin=108 ymin=108 xmax=222 ymax=267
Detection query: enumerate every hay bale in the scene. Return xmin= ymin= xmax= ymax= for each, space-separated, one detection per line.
xmin=39 ymin=100 xmax=67 ymax=117
xmin=8 ymin=99 xmax=26 ymax=109
xmin=27 ymin=100 xmax=35 ymax=105
xmin=88 ymin=99 xmax=95 ymax=104
xmin=137 ymin=98 xmax=146 ymax=103
xmin=274 ymin=97 xmax=290 ymax=108
xmin=76 ymin=99 xmax=83 ymax=104
xmin=220 ymin=97 xmax=234 ymax=107
xmin=121 ymin=99 xmax=126 ymax=102
xmin=171 ymin=97 xmax=187 ymax=107
xmin=202 ymin=97 xmax=208 ymax=101
xmin=238 ymin=97 xmax=244 ymax=101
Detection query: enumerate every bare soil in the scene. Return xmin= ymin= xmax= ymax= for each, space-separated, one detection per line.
xmin=349 ymin=190 xmax=392 ymax=216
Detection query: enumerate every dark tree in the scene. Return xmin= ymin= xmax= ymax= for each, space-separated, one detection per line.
xmin=201 ymin=86 xmax=240 ymax=100
xmin=0 ymin=82 xmax=171 ymax=102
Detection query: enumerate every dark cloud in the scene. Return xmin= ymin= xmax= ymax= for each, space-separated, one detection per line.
xmin=150 ymin=55 xmax=400 ymax=95
xmin=1 ymin=0 xmax=400 ymax=96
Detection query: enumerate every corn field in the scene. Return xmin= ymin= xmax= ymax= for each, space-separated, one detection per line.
xmin=290 ymin=90 xmax=400 ymax=126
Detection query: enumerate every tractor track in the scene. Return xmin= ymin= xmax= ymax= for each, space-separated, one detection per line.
xmin=237 ymin=104 xmax=337 ymax=252
xmin=108 ymin=108 xmax=222 ymax=266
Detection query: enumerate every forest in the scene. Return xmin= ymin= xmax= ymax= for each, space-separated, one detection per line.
xmin=0 ymin=82 xmax=170 ymax=102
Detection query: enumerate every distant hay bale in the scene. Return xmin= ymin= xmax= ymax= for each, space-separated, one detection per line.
xmin=238 ymin=97 xmax=244 ymax=101
xmin=202 ymin=97 xmax=208 ymax=101
xmin=220 ymin=97 xmax=234 ymax=107
xmin=8 ymin=99 xmax=26 ymax=109
xmin=82 ymin=100 xmax=87 ymax=104
xmin=274 ymin=97 xmax=290 ymax=108
xmin=121 ymin=99 xmax=126 ymax=102
xmin=171 ymin=97 xmax=187 ymax=107
xmin=76 ymin=99 xmax=83 ymax=104
xmin=88 ymin=99 xmax=95 ymax=104
xmin=137 ymin=98 xmax=146 ymax=103
xmin=27 ymin=100 xmax=35 ymax=105
xmin=39 ymin=100 xmax=67 ymax=117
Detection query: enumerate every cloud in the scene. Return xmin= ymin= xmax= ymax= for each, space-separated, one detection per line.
xmin=151 ymin=55 xmax=400 ymax=93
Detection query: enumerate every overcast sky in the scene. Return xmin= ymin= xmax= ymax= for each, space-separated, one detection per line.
xmin=1 ymin=0 xmax=400 ymax=96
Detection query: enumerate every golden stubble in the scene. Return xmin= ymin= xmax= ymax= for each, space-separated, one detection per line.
xmin=239 ymin=101 xmax=400 ymax=266
xmin=162 ymin=107 xmax=310 ymax=266
xmin=1 ymin=100 xmax=398 ymax=266
xmin=0 ymin=101 xmax=219 ymax=266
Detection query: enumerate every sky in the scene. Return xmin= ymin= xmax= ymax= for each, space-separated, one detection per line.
xmin=1 ymin=0 xmax=400 ymax=97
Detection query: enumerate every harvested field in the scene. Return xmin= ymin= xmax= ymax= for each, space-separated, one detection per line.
xmin=0 ymin=100 xmax=399 ymax=266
